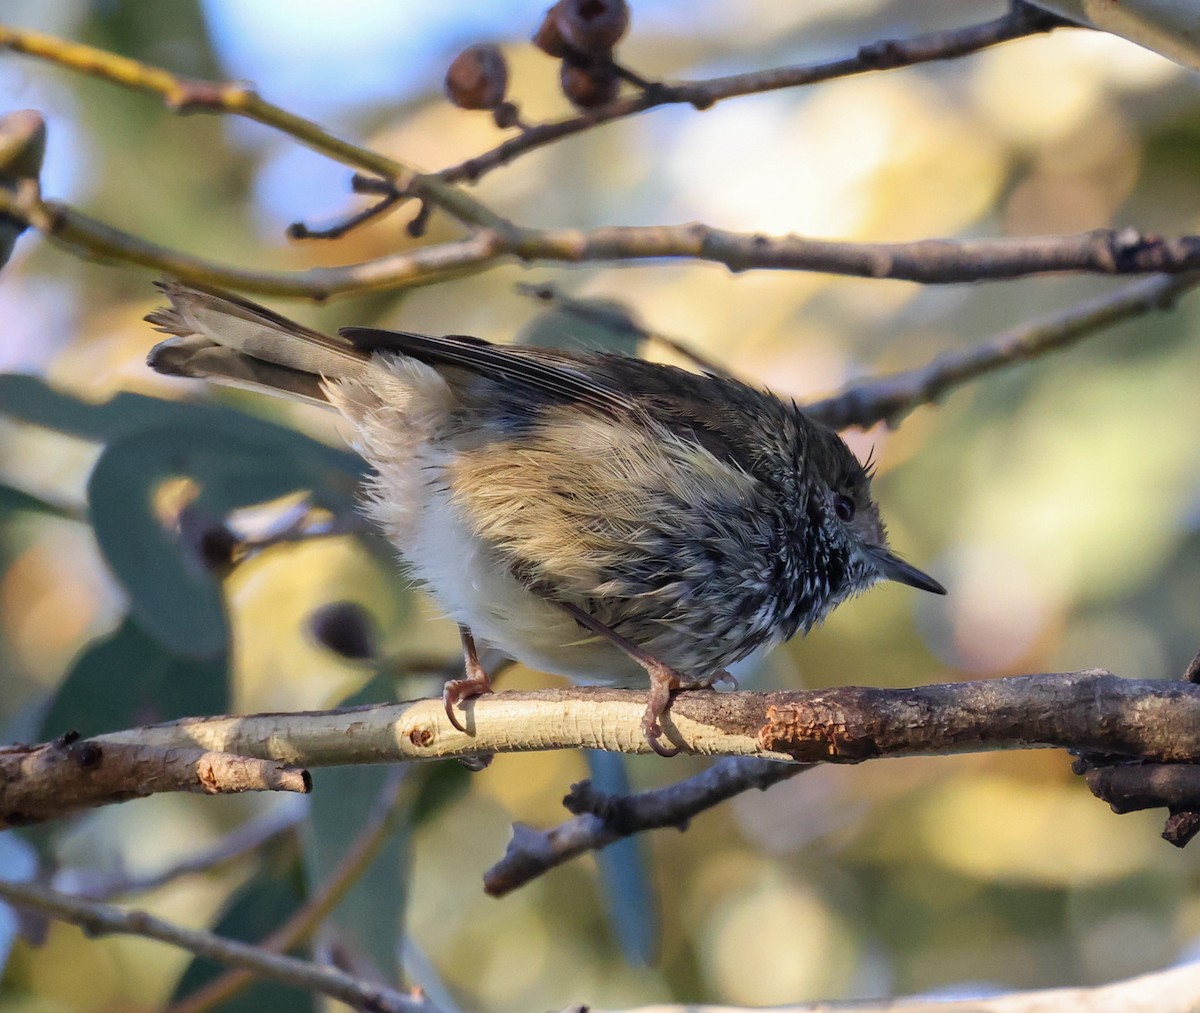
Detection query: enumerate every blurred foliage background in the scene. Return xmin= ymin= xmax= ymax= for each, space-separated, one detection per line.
xmin=2 ymin=1 xmax=1200 ymax=1010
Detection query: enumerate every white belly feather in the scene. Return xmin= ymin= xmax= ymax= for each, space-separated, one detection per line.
xmin=326 ymin=356 xmax=644 ymax=686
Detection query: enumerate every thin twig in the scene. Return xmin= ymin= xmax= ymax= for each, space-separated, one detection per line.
xmin=55 ymin=800 xmax=306 ymax=901
xmin=484 ymin=756 xmax=808 ymax=895
xmin=806 ymin=270 xmax=1200 ymax=429
xmin=508 ymin=223 xmax=1200 ymax=282
xmin=288 ymin=192 xmax=404 ymax=241
xmin=171 ymin=770 xmax=409 ymax=1013
xmin=0 ymin=9 xmax=1073 ymax=237
xmin=6 ymin=179 xmax=1200 ymax=299
xmin=0 ymin=879 xmax=435 ymax=1013
xmin=438 ymin=3 xmax=1073 ymax=186
xmin=0 ymin=179 xmax=503 ymax=298
xmin=0 ymin=23 xmax=510 ymax=232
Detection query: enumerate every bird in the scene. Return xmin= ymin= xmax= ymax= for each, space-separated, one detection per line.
xmin=145 ymin=281 xmax=945 ymax=756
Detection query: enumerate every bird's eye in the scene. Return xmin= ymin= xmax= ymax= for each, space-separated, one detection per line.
xmin=833 ymin=494 xmax=855 ymax=522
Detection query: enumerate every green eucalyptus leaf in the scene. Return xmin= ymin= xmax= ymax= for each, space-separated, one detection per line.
xmin=87 ymin=427 xmax=230 ymax=659
xmin=0 ymin=376 xmax=361 ymax=489
xmin=171 ymin=854 xmax=312 ymax=1013
xmin=0 ymin=374 xmax=191 ymax=441
xmin=39 ymin=615 xmax=227 ymax=740
xmin=302 ymin=673 xmax=411 ymax=984
xmin=84 ymin=399 xmax=362 ymax=658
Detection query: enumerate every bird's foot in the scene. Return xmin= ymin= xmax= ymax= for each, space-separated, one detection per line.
xmin=444 ymin=628 xmax=493 ymax=734
xmin=704 ymin=668 xmax=739 ymax=690
xmin=442 ymin=671 xmax=493 ymax=733
xmin=642 ymin=662 xmax=683 ymax=758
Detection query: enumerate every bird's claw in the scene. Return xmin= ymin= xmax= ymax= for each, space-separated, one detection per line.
xmin=442 ymin=675 xmax=492 ymax=733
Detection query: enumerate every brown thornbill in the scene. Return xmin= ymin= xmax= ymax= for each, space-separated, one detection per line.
xmin=146 ymin=283 xmax=945 ymax=756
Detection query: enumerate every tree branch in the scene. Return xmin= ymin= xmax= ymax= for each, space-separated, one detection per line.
xmin=1 ymin=10 xmax=1070 ymax=236
xmin=0 ymin=732 xmax=309 ymax=829
xmin=508 ymin=223 xmax=1200 ymax=282
xmin=484 ymin=756 xmax=809 ymax=896
xmin=171 ymin=770 xmax=409 ymax=1013
xmin=6 ymin=176 xmax=1200 ymax=299
xmin=10 ymin=672 xmax=1200 ymax=829
xmin=806 ymin=270 xmax=1200 ymax=429
xmin=0 ymin=178 xmax=502 ymax=298
xmin=6 ymin=19 xmax=1191 ymax=301
xmin=55 ymin=800 xmax=305 ymax=901
xmin=0 ymin=22 xmax=509 ymax=232
xmin=0 ymin=879 xmax=436 ymax=1013
xmin=438 ymin=3 xmax=1074 ymax=187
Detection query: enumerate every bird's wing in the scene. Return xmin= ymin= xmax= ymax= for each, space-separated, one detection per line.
xmin=340 ymin=327 xmax=632 ymax=417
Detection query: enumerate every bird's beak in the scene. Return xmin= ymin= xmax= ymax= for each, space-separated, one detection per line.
xmin=867 ymin=546 xmax=946 ymax=595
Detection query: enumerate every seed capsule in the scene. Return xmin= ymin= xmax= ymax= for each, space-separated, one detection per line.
xmin=535 ymin=0 xmax=630 ymax=59
xmin=560 ymin=60 xmax=620 ymax=108
xmin=445 ymin=45 xmax=509 ymax=111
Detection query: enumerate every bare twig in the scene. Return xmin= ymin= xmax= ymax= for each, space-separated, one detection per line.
xmin=438 ymin=3 xmax=1074 ymax=186
xmin=0 ymin=178 xmax=502 ymax=298
xmin=508 ymin=224 xmax=1200 ymax=282
xmin=0 ymin=9 xmax=1072 ymax=244
xmin=1082 ymin=761 xmax=1200 ymax=815
xmin=484 ymin=756 xmax=808 ymax=895
xmin=0 ymin=23 xmax=508 ymax=232
xmin=172 ymin=770 xmax=409 ymax=1013
xmin=288 ymin=191 xmax=404 ymax=241
xmin=0 ymin=732 xmax=309 ymax=830
xmin=806 ymin=270 xmax=1200 ymax=429
xmin=0 ymin=879 xmax=436 ymax=1013
xmin=5 ymin=21 xmax=1193 ymax=300
xmin=55 ymin=800 xmax=305 ymax=901
xmin=10 ymin=672 xmax=1200 ymax=828
xmin=6 ymin=177 xmax=1199 ymax=299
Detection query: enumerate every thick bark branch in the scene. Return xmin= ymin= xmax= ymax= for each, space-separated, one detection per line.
xmin=0 ymin=734 xmax=309 ymax=830
xmin=7 ymin=671 xmax=1200 ymax=830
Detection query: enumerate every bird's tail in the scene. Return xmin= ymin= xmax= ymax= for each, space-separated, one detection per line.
xmin=145 ymin=280 xmax=373 ymax=407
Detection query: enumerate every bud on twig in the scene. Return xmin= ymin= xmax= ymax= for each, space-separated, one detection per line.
xmin=444 ymin=45 xmax=509 ymax=112
xmin=560 ymin=61 xmax=620 ymax=109
xmin=534 ymin=0 xmax=630 ymax=59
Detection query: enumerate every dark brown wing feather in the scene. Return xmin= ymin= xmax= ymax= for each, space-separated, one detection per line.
xmin=339 ymin=325 xmax=811 ymax=483
xmin=339 ymin=327 xmax=629 ymax=417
